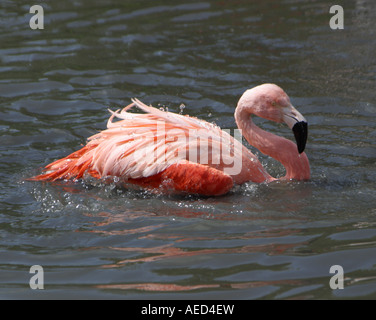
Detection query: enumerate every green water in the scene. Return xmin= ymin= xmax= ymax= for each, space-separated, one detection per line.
xmin=1 ymin=0 xmax=376 ymax=299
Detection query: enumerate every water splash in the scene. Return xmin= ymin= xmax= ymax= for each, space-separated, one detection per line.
xmin=179 ymin=103 xmax=185 ymax=114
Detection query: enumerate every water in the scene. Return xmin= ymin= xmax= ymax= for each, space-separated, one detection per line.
xmin=1 ymin=0 xmax=376 ymax=299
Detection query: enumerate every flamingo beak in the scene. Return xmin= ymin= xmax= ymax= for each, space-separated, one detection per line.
xmin=282 ymin=106 xmax=308 ymax=154
xmin=292 ymin=121 xmax=308 ymax=154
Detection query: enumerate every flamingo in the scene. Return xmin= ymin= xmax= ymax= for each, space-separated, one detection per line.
xmin=30 ymin=84 xmax=310 ymax=196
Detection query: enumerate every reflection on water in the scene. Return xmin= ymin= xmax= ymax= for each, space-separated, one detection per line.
xmin=88 ymin=215 xmax=304 ymax=269
xmin=1 ymin=0 xmax=376 ymax=299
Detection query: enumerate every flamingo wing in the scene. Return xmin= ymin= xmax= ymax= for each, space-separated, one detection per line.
xmin=30 ymin=99 xmax=242 ymax=195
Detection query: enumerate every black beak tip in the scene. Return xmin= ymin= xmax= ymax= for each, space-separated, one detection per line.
xmin=292 ymin=121 xmax=308 ymax=154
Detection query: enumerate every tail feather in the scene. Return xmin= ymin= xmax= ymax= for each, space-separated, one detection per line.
xmin=29 ymin=144 xmax=99 ymax=182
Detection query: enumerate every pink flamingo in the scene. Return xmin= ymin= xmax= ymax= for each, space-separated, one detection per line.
xmin=30 ymin=84 xmax=310 ymax=196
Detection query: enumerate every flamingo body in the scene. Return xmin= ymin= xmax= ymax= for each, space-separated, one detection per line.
xmin=30 ymin=84 xmax=310 ymax=196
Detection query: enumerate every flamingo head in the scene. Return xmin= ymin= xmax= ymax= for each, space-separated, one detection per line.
xmin=238 ymin=83 xmax=308 ymax=154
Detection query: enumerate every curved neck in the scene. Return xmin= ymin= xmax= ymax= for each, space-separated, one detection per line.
xmin=235 ymin=109 xmax=310 ymax=181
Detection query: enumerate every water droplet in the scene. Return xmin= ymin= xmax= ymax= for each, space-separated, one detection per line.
xmin=179 ymin=103 xmax=185 ymax=114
